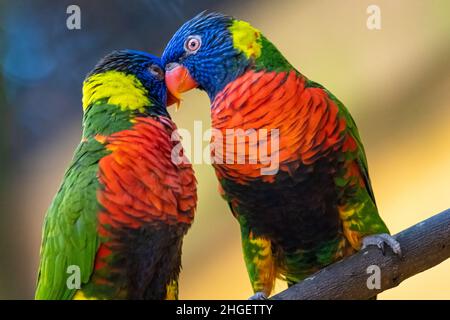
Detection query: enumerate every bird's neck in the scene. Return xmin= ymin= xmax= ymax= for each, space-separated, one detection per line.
xmin=208 ymin=35 xmax=298 ymax=103
xmin=252 ymin=35 xmax=296 ymax=73
xmin=82 ymin=103 xmax=135 ymax=138
xmin=81 ymin=72 xmax=169 ymax=137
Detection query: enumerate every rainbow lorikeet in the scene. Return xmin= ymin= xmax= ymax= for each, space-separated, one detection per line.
xmin=162 ymin=12 xmax=401 ymax=299
xmin=35 ymin=50 xmax=197 ymax=300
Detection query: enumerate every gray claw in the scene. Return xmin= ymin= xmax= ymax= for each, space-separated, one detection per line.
xmin=362 ymin=233 xmax=402 ymax=258
xmin=248 ymin=291 xmax=268 ymax=300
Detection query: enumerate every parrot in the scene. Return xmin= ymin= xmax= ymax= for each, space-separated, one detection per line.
xmin=162 ymin=12 xmax=401 ymax=299
xmin=35 ymin=50 xmax=197 ymax=300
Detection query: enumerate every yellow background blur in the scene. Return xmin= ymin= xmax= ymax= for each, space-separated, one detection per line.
xmin=11 ymin=0 xmax=450 ymax=299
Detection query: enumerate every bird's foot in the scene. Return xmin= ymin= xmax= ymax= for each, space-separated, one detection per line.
xmin=362 ymin=233 xmax=402 ymax=257
xmin=248 ymin=291 xmax=268 ymax=300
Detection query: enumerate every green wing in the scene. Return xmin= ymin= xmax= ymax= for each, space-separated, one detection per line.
xmin=332 ymin=91 xmax=376 ymax=203
xmin=35 ymin=138 xmax=107 ymax=299
xmin=326 ymin=88 xmax=390 ymax=245
xmin=305 ymin=80 xmax=389 ymax=246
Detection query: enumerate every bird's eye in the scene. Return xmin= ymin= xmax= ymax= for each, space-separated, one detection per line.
xmin=148 ymin=64 xmax=164 ymax=80
xmin=184 ymin=35 xmax=201 ymax=53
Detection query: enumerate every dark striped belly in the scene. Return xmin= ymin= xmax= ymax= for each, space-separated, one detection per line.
xmin=81 ymin=221 xmax=190 ymax=299
xmin=218 ymin=156 xmax=344 ymax=252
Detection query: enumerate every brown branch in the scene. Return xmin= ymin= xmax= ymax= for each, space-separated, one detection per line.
xmin=271 ymin=209 xmax=450 ymax=300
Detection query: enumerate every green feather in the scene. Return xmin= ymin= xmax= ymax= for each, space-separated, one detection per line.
xmin=35 ymin=138 xmax=107 ymax=299
xmin=255 ymin=36 xmax=293 ymax=73
xmin=304 ymin=79 xmax=389 ymax=234
xmin=35 ymin=102 xmax=133 ymax=299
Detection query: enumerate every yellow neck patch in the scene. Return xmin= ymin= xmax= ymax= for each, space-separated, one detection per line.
xmin=82 ymin=70 xmax=150 ymax=113
xmin=228 ymin=19 xmax=262 ymax=59
xmin=73 ymin=290 xmax=97 ymax=300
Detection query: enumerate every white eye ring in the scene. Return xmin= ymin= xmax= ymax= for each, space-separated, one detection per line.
xmin=184 ymin=35 xmax=202 ymax=54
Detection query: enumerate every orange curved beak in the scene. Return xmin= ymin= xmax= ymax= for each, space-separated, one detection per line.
xmin=165 ymin=63 xmax=198 ymax=109
xmin=166 ymin=91 xmax=180 ymax=107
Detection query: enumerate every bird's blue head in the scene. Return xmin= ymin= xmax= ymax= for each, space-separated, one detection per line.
xmin=162 ymin=12 xmax=262 ymax=101
xmin=84 ymin=49 xmax=178 ymax=115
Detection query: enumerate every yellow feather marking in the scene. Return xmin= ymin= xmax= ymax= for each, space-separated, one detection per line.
xmin=248 ymin=233 xmax=276 ymax=296
xmin=334 ymin=237 xmax=355 ymax=259
xmin=339 ymin=204 xmax=364 ymax=250
xmin=73 ymin=290 xmax=97 ymax=300
xmin=229 ymin=20 xmax=262 ymax=59
xmin=165 ymin=280 xmax=178 ymax=300
xmin=94 ymin=134 xmax=107 ymax=144
xmin=82 ymin=71 xmax=150 ymax=113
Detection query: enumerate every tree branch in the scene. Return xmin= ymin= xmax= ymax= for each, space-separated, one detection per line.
xmin=271 ymin=209 xmax=450 ymax=300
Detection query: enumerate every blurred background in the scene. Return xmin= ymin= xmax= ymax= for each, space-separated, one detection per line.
xmin=0 ymin=0 xmax=449 ymax=299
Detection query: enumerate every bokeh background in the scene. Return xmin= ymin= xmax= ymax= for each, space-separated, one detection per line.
xmin=0 ymin=0 xmax=449 ymax=299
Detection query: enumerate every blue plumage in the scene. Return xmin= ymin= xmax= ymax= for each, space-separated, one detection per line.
xmin=162 ymin=12 xmax=250 ymax=100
